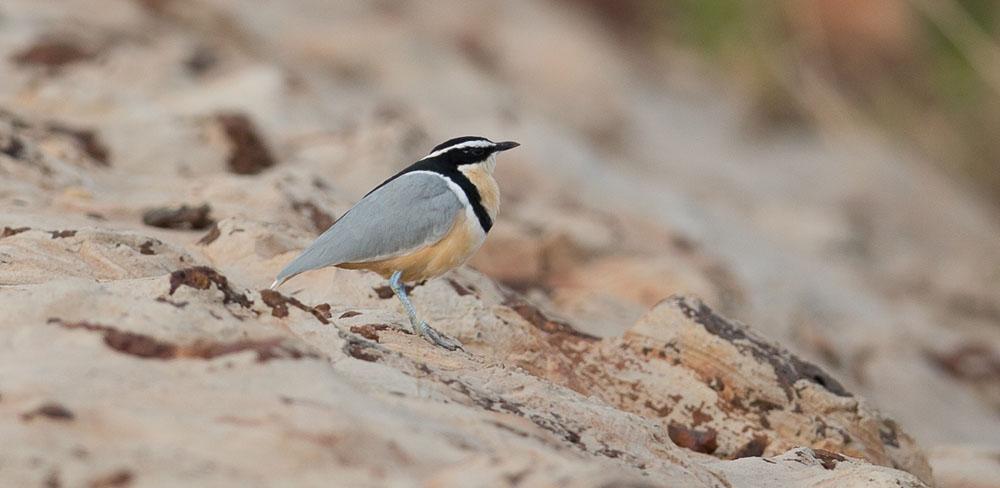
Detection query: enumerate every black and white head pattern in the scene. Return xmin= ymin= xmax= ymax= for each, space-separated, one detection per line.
xmin=422 ymin=136 xmax=498 ymax=166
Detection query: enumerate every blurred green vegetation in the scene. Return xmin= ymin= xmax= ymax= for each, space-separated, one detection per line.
xmin=580 ymin=0 xmax=1000 ymax=206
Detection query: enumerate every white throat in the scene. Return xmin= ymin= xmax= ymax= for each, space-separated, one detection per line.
xmin=458 ymin=154 xmax=497 ymax=174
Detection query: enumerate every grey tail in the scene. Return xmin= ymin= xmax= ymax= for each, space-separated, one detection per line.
xmin=270 ymin=271 xmax=297 ymax=290
xmin=271 ymin=259 xmax=311 ymax=290
xmin=272 ymin=243 xmax=335 ymax=291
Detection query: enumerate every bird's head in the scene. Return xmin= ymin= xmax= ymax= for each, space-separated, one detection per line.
xmin=422 ymin=136 xmax=519 ymax=172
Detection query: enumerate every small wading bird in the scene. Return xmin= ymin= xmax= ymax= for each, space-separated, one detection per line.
xmin=271 ymin=136 xmax=519 ymax=350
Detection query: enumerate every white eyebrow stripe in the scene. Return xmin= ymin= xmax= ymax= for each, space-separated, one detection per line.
xmin=421 ymin=140 xmax=494 ymax=160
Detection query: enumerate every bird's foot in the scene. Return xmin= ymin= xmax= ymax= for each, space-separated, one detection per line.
xmin=415 ymin=321 xmax=464 ymax=351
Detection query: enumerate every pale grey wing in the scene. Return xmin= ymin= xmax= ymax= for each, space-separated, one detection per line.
xmin=272 ymin=172 xmax=462 ymax=287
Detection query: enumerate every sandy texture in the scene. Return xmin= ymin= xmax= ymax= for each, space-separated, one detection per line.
xmin=1 ymin=0 xmax=998 ymax=486
xmin=0 ymin=217 xmax=929 ymax=487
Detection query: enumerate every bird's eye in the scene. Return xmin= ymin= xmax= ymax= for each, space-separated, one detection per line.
xmin=471 ymin=148 xmax=484 ymax=156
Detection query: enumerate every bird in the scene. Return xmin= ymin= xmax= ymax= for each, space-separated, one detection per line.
xmin=271 ymin=136 xmax=519 ymax=350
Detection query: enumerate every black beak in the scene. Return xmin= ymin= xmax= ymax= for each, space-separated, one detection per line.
xmin=494 ymin=141 xmax=520 ymax=152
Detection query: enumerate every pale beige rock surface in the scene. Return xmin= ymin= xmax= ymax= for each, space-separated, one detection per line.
xmin=1 ymin=0 xmax=998 ymax=486
xmin=0 ymin=214 xmax=930 ymax=487
xmin=929 ymin=445 xmax=1000 ymax=488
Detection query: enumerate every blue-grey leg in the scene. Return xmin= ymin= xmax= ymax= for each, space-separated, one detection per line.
xmin=388 ymin=271 xmax=463 ymax=351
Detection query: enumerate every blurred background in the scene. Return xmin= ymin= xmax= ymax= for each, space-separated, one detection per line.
xmin=608 ymin=0 xmax=1000 ymax=205
xmin=1 ymin=0 xmax=999 ymax=483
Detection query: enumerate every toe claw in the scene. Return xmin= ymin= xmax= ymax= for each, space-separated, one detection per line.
xmin=417 ymin=322 xmax=464 ymax=351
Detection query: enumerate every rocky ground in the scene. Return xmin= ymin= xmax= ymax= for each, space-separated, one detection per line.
xmin=1 ymin=1 xmax=999 ymax=487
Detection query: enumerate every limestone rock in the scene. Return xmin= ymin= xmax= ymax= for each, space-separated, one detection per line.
xmin=0 ymin=211 xmax=932 ymax=486
xmin=2 ymin=0 xmax=997 ymax=485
